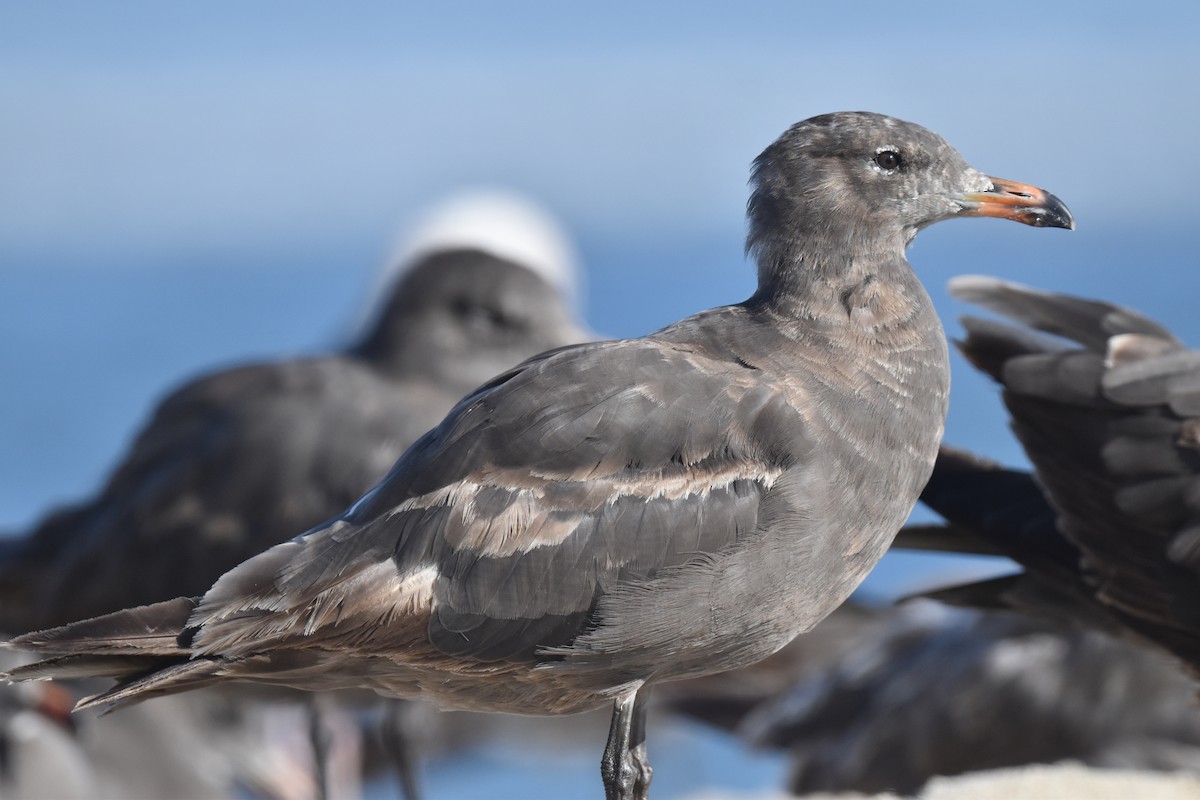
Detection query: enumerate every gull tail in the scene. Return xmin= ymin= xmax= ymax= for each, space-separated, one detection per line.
xmin=2 ymin=596 xmax=222 ymax=712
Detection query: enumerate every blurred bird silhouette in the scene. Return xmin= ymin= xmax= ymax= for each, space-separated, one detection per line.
xmin=666 ymin=601 xmax=1200 ymax=796
xmin=0 ymin=191 xmax=587 ymax=632
xmin=0 ymin=190 xmax=590 ymax=799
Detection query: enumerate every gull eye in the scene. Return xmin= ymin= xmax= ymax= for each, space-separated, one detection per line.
xmin=873 ymin=149 xmax=902 ymax=173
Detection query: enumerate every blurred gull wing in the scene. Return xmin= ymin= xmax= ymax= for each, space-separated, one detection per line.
xmin=906 ymin=276 xmax=1200 ymax=673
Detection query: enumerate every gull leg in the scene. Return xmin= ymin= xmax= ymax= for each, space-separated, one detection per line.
xmin=379 ymin=700 xmax=423 ymax=800
xmin=601 ymin=688 xmax=651 ymax=800
xmin=307 ymin=698 xmax=331 ymax=800
xmin=629 ymin=691 xmax=652 ymax=800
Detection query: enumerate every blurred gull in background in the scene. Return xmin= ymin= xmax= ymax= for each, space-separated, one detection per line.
xmin=0 ymin=188 xmax=589 ymax=633
xmin=669 ymin=601 xmax=1200 ymax=796
xmin=387 ymin=189 xmax=582 ymax=310
xmin=0 ymin=189 xmax=591 ymax=799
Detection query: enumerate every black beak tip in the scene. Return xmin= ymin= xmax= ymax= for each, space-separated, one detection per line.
xmin=1036 ymin=191 xmax=1075 ymax=230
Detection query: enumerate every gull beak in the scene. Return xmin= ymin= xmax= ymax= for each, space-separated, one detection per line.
xmin=958 ymin=177 xmax=1075 ymax=230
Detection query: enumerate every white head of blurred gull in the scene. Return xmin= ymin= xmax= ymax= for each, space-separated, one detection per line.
xmin=4 ymin=112 xmax=1073 ymax=800
xmin=352 ymin=188 xmax=583 ymax=339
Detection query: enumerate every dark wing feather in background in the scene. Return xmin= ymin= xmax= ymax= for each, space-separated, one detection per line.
xmin=901 ymin=276 xmax=1200 ymax=672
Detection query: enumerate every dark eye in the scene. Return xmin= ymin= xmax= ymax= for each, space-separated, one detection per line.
xmin=452 ymin=297 xmax=512 ymax=332
xmin=873 ymin=149 xmax=902 ymax=172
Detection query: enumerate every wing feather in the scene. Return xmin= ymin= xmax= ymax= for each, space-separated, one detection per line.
xmin=933 ymin=277 xmax=1200 ymax=669
xmin=189 ymin=337 xmax=805 ymax=666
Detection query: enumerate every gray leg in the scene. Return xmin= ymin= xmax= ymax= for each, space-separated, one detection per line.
xmin=307 ymin=698 xmax=331 ymax=800
xmin=629 ymin=692 xmax=652 ymax=799
xmin=601 ymin=689 xmax=652 ymax=800
xmin=379 ymin=700 xmax=422 ymax=800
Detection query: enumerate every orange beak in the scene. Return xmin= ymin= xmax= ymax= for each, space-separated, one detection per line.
xmin=959 ymin=177 xmax=1075 ymax=230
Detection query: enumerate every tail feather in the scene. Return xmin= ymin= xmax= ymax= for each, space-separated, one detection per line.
xmin=76 ymin=658 xmax=225 ymax=712
xmin=1 ymin=596 xmax=217 ymax=712
xmin=4 ymin=653 xmax=180 ymax=682
xmin=5 ymin=597 xmax=198 ymax=657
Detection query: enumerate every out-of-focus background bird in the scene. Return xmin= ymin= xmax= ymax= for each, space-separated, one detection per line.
xmin=0 ymin=189 xmax=588 ymax=633
xmin=665 ymin=601 xmax=1200 ymax=796
xmin=0 ymin=190 xmax=590 ymax=799
xmin=5 ymin=3 xmax=1200 ymax=799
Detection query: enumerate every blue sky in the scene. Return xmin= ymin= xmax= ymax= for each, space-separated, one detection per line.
xmin=2 ymin=3 xmax=1198 ymax=595
xmin=4 ymin=2 xmax=1199 ymax=255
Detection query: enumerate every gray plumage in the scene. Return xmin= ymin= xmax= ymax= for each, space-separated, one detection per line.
xmin=657 ymin=601 xmax=886 ymax=734
xmin=3 ymin=112 xmax=1073 ymax=800
xmin=898 ymin=277 xmax=1200 ymax=673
